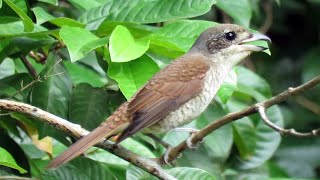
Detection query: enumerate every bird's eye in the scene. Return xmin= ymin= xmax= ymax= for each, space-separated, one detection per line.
xmin=224 ymin=31 xmax=237 ymax=41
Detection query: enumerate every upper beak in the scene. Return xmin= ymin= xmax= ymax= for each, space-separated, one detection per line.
xmin=238 ymin=33 xmax=271 ymax=52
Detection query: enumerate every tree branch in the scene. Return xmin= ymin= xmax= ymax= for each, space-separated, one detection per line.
xmin=160 ymin=75 xmax=320 ymax=164
xmin=0 ymin=100 xmax=176 ymax=180
xmin=1 ymin=75 xmax=319 ymax=178
xmin=19 ymin=55 xmax=37 ymax=79
xmin=257 ymin=105 xmax=320 ymax=137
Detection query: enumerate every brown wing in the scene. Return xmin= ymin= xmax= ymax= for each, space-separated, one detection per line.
xmin=116 ymin=54 xmax=210 ymax=142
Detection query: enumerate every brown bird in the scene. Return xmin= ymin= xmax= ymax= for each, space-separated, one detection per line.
xmin=47 ymin=24 xmax=271 ymax=169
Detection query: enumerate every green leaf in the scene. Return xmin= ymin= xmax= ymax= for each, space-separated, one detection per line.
xmin=32 ymin=7 xmax=85 ymax=27
xmin=149 ymin=20 xmax=217 ymax=52
xmin=32 ymin=6 xmax=55 ymax=25
xmin=79 ymin=0 xmax=217 ymax=28
xmin=59 ymin=26 xmax=108 ymax=62
xmin=0 ymin=17 xmax=51 ymax=37
xmin=0 ymin=58 xmax=15 ymax=79
xmin=64 ymin=61 xmax=108 ymax=87
xmin=0 ymin=73 xmax=33 ymax=101
xmin=168 ymin=167 xmax=217 ymax=180
xmin=196 ymin=104 xmax=233 ymax=163
xmin=69 ymin=83 xmax=123 ymax=130
xmin=30 ymin=53 xmax=72 ymax=139
xmin=216 ymin=0 xmax=252 ymax=27
xmin=109 ymin=25 xmax=150 ymax=62
xmin=217 ymin=68 xmax=237 ymax=103
xmin=236 ymin=66 xmax=272 ymax=98
xmin=230 ymin=67 xmax=283 ymax=169
xmin=126 ymin=165 xmax=157 ymax=180
xmin=107 ymin=55 xmax=160 ymax=99
xmin=0 ymin=147 xmax=27 ymax=173
xmin=43 ymin=157 xmax=115 ymax=180
xmin=3 ymin=0 xmax=34 ymax=32
xmin=38 ymin=0 xmax=58 ymax=5
xmin=240 ymin=106 xmax=282 ymax=169
xmin=228 ymin=99 xmax=256 ymax=157
xmin=67 ymin=0 xmax=102 ymax=11
xmin=96 ymin=21 xmax=156 ymax=38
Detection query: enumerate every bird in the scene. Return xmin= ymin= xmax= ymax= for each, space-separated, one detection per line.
xmin=47 ymin=24 xmax=271 ymax=169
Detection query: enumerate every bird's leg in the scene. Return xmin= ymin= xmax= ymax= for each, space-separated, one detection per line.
xmin=144 ymin=133 xmax=181 ymax=165
xmin=144 ymin=133 xmax=171 ymax=149
xmin=171 ymin=128 xmax=204 ymax=149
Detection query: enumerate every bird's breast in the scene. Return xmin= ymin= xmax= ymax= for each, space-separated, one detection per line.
xmin=145 ymin=67 xmax=225 ymax=133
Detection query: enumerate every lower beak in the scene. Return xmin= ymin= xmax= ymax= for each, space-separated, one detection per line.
xmin=238 ymin=33 xmax=271 ymax=52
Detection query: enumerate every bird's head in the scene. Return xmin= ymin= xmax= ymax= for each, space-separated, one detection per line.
xmin=190 ymin=24 xmax=271 ymax=68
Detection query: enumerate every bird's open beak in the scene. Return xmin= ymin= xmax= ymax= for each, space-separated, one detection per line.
xmin=238 ymin=33 xmax=271 ymax=52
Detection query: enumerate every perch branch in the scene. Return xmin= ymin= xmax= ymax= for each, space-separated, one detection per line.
xmin=160 ymin=75 xmax=320 ymax=164
xmin=0 ymin=100 xmax=176 ymax=180
xmin=257 ymin=105 xmax=320 ymax=137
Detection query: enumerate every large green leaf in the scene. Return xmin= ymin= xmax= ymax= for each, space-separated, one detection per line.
xmin=67 ymin=0 xmax=102 ymax=11
xmin=196 ymin=104 xmax=233 ymax=163
xmin=60 ymin=26 xmax=108 ymax=62
xmin=79 ymin=0 xmax=217 ymax=28
xmin=109 ymin=25 xmax=150 ymax=62
xmin=0 ymin=58 xmax=15 ymax=79
xmin=216 ymin=0 xmax=252 ymax=27
xmin=107 ymin=55 xmax=160 ymax=99
xmin=126 ymin=165 xmax=157 ymax=180
xmin=217 ymin=69 xmax=237 ymax=104
xmin=96 ymin=21 xmax=156 ymax=38
xmin=0 ymin=73 xmax=33 ymax=101
xmin=168 ymin=167 xmax=217 ymax=180
xmin=38 ymin=0 xmax=58 ymax=5
xmin=3 ymin=0 xmax=34 ymax=32
xmin=43 ymin=157 xmax=115 ymax=180
xmin=149 ymin=20 xmax=217 ymax=52
xmin=32 ymin=7 xmax=84 ymax=27
xmin=0 ymin=147 xmax=27 ymax=173
xmin=229 ymin=67 xmax=283 ymax=169
xmin=69 ymin=83 xmax=123 ymax=131
xmin=64 ymin=61 xmax=108 ymax=87
xmin=29 ymin=53 xmax=72 ymax=139
xmin=126 ymin=165 xmax=217 ymax=180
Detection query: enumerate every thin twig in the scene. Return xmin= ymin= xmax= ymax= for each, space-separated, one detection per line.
xmin=160 ymin=75 xmax=320 ymax=164
xmin=257 ymin=105 xmax=320 ymax=137
xmin=259 ymin=0 xmax=273 ymax=33
xmin=0 ymin=100 xmax=176 ymax=180
xmin=8 ymin=76 xmax=41 ymax=100
xmin=19 ymin=55 xmax=37 ymax=79
xmin=294 ymin=96 xmax=320 ymax=116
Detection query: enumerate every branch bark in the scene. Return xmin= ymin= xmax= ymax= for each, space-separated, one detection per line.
xmin=0 ymin=75 xmax=319 ymax=178
xmin=0 ymin=100 xmax=176 ymax=180
xmin=160 ymin=75 xmax=320 ymax=164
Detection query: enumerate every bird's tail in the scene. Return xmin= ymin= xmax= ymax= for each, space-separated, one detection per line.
xmin=46 ymin=118 xmax=128 ymax=169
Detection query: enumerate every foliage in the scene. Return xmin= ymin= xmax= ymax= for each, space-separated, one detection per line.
xmin=0 ymin=0 xmax=319 ymax=179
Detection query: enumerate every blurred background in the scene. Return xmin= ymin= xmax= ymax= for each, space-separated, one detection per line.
xmin=0 ymin=0 xmax=319 ymax=179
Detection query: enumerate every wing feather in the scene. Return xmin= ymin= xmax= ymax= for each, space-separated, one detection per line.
xmin=116 ymin=54 xmax=210 ymax=142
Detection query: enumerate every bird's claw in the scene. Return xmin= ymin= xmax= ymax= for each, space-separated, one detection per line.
xmin=163 ymin=146 xmax=175 ymax=166
xmin=186 ymin=130 xmax=204 ymax=149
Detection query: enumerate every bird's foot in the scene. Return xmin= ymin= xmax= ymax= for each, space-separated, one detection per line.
xmin=163 ymin=146 xmax=182 ymax=166
xmin=144 ymin=133 xmax=171 ymax=149
xmin=186 ymin=130 xmax=204 ymax=149
xmin=171 ymin=128 xmax=203 ymax=149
